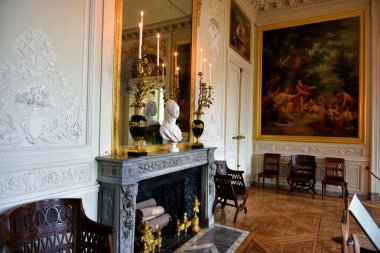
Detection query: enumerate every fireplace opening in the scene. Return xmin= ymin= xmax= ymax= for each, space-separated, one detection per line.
xmin=134 ymin=166 xmax=202 ymax=252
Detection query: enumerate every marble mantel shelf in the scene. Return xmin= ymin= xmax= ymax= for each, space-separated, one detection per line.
xmin=96 ymin=147 xmax=216 ymax=253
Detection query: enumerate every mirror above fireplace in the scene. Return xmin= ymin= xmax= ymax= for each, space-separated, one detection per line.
xmin=112 ymin=0 xmax=199 ymax=155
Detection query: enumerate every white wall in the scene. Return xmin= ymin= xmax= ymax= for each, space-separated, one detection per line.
xmin=0 ymin=0 xmax=379 ymax=223
xmin=198 ymin=0 xmax=379 ymax=197
xmin=0 ymin=0 xmax=105 ymax=219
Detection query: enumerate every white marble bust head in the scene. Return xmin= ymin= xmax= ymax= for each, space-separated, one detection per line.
xmin=159 ymin=99 xmax=182 ymax=143
xmin=143 ymin=100 xmax=159 ymax=126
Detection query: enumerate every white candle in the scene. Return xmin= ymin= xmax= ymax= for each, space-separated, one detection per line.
xmin=162 ymin=63 xmax=165 ymax=84
xmin=209 ymin=63 xmax=212 ymax=86
xmin=200 ymin=48 xmax=203 ymax=73
xmin=138 ymin=11 xmax=144 ymax=59
xmin=174 ymin=52 xmax=178 ymax=73
xmin=176 ymin=67 xmax=180 ymax=88
xmin=156 ymin=34 xmax=160 ymax=66
xmin=203 ymin=58 xmax=206 ymax=74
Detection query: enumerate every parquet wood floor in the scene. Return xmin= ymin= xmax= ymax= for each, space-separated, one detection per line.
xmin=213 ymin=187 xmax=380 ymax=253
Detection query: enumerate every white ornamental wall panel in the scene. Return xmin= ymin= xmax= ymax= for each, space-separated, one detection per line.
xmin=0 ymin=0 xmax=101 ymax=215
xmin=0 ymin=0 xmax=94 ymax=150
xmin=0 ymin=163 xmax=91 ymax=199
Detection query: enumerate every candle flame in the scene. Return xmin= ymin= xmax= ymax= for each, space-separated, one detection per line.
xmin=174 ymin=52 xmax=178 ymax=56
xmin=157 ymin=33 xmax=160 ymax=38
xmin=140 ymin=11 xmax=144 ymax=16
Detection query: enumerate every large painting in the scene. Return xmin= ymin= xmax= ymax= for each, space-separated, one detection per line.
xmin=229 ymin=0 xmax=251 ymax=62
xmin=255 ymin=10 xmax=366 ymax=143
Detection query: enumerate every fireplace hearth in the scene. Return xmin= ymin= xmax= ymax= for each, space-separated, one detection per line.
xmin=96 ymin=148 xmax=216 ymax=253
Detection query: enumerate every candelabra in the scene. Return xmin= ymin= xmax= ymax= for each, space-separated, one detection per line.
xmin=191 ymin=71 xmax=213 ymax=149
xmin=128 ymin=56 xmax=162 ymax=156
xmin=176 ymin=197 xmax=201 ymax=238
xmin=140 ymin=221 xmax=162 ymax=253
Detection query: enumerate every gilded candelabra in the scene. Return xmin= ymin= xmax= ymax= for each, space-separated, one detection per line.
xmin=140 ymin=221 xmax=162 ymax=253
xmin=176 ymin=197 xmax=201 ymax=238
xmin=191 ymin=72 xmax=213 ymax=149
xmin=128 ymin=57 xmax=162 ymax=156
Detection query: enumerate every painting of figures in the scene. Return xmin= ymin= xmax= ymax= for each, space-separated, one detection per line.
xmin=256 ymin=10 xmax=366 ymax=143
xmin=230 ymin=0 xmax=251 ymax=62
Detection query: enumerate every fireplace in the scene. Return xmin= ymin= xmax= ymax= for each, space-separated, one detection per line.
xmin=96 ymin=148 xmax=216 ymax=253
xmin=135 ymin=166 xmax=201 ymax=252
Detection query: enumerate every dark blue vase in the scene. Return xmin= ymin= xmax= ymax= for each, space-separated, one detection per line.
xmin=191 ymin=117 xmax=204 ymax=149
xmin=128 ymin=114 xmax=147 ymax=156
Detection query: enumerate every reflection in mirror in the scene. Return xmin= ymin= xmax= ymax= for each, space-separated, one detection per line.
xmin=116 ymin=0 xmax=195 ymax=152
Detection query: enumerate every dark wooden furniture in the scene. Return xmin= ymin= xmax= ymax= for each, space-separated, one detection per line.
xmin=212 ymin=160 xmax=248 ymax=223
xmin=287 ymin=155 xmax=317 ymax=199
xmin=2 ymin=198 xmax=115 ymax=253
xmin=258 ymin=153 xmax=281 ymax=193
xmin=322 ymin=157 xmax=347 ymax=200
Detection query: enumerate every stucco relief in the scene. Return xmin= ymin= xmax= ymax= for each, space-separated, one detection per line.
xmin=202 ymin=106 xmax=221 ymax=140
xmin=0 ymin=28 xmax=82 ymax=147
xmin=0 ymin=164 xmax=90 ymax=198
xmin=256 ymin=142 xmax=365 ymax=157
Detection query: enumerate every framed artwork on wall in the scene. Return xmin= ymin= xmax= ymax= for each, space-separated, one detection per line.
xmin=229 ymin=0 xmax=251 ymax=62
xmin=255 ymin=10 xmax=367 ymax=144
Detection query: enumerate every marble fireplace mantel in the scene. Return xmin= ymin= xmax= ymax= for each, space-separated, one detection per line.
xmin=96 ymin=147 xmax=216 ymax=253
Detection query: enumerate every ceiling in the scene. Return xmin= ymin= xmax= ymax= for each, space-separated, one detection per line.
xmin=123 ymin=0 xmax=192 ymax=30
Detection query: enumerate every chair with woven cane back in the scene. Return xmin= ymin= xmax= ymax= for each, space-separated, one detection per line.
xmin=2 ymin=198 xmax=115 ymax=253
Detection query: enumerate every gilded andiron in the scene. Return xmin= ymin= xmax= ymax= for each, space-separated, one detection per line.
xmin=176 ymin=197 xmax=201 ymax=238
xmin=140 ymin=221 xmax=162 ymax=253
xmin=191 ymin=71 xmax=213 ymax=149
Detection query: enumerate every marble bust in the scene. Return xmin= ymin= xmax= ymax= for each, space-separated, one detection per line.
xmin=160 ymin=100 xmax=182 ymax=145
xmin=143 ymin=100 xmax=159 ymax=126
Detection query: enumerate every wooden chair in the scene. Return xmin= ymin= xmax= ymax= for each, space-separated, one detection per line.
xmin=212 ymin=160 xmax=248 ymax=223
xmin=2 ymin=198 xmax=115 ymax=253
xmin=258 ymin=153 xmax=281 ymax=193
xmin=322 ymin=157 xmax=347 ymax=200
xmin=287 ymin=155 xmax=317 ymax=199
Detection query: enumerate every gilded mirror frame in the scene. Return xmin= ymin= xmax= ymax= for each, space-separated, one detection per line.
xmin=112 ymin=0 xmax=199 ymax=155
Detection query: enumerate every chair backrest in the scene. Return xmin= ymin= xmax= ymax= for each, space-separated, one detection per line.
xmin=214 ymin=160 xmax=246 ymax=192
xmin=3 ymin=198 xmax=113 ymax=253
xmin=214 ymin=160 xmax=229 ymax=175
xmin=324 ymin=157 xmax=345 ymax=180
xmin=263 ymin=153 xmax=281 ymax=175
xmin=288 ymin=155 xmax=316 ymax=180
xmin=214 ymin=174 xmax=236 ymax=199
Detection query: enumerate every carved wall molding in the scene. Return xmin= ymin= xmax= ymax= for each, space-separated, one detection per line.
xmin=0 ymin=164 xmax=90 ymax=198
xmin=0 ymin=28 xmax=83 ymax=147
xmin=255 ymin=142 xmax=366 ymax=158
xmin=252 ymin=0 xmax=352 ymax=13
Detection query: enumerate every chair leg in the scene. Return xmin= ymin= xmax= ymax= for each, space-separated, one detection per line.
xmin=233 ymin=200 xmax=239 ymax=223
xmin=276 ymin=176 xmax=279 ymax=194
xmin=322 ymin=183 xmax=324 ymax=200
xmin=262 ymin=177 xmax=265 ymax=190
xmin=258 ymin=175 xmax=260 ymax=191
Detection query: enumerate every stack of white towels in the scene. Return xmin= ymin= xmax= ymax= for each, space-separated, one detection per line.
xmin=136 ymin=198 xmax=171 ymax=233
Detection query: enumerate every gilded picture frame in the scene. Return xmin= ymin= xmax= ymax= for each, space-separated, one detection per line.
xmin=229 ymin=0 xmax=251 ymax=62
xmin=255 ymin=9 xmax=367 ymax=144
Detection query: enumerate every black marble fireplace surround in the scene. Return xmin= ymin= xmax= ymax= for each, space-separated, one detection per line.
xmin=96 ymin=148 xmax=216 ymax=253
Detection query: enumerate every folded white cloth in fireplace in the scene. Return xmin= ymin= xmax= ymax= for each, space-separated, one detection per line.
xmin=136 ymin=198 xmax=157 ymax=210
xmin=137 ymin=206 xmax=165 ymax=219
xmin=146 ymin=213 xmax=171 ymax=233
